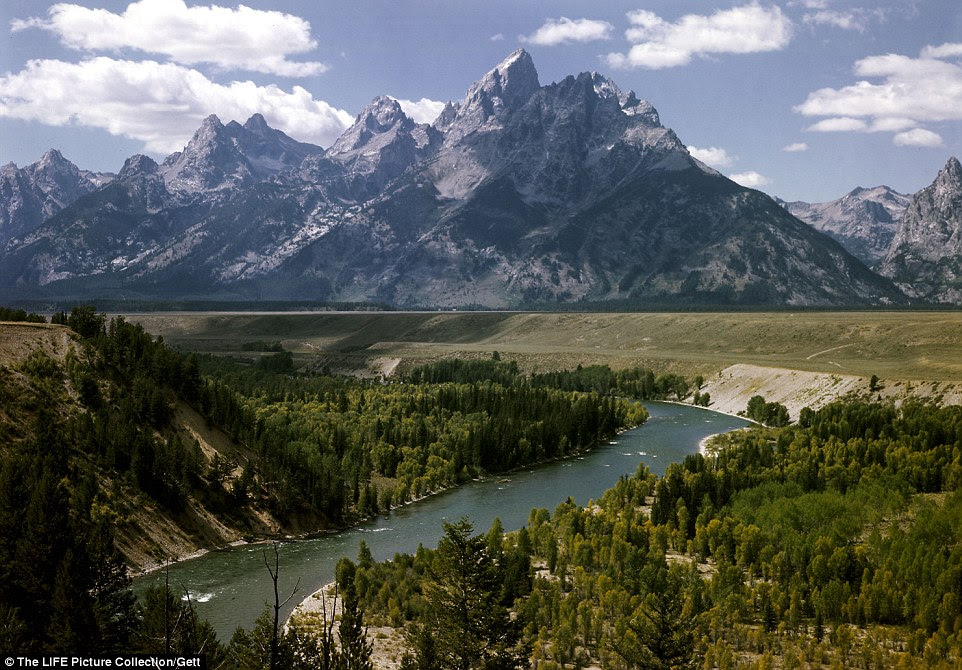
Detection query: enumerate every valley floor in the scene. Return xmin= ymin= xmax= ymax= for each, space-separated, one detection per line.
xmin=129 ymin=309 xmax=962 ymax=416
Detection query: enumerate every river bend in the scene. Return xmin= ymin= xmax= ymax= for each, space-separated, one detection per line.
xmin=134 ymin=402 xmax=749 ymax=638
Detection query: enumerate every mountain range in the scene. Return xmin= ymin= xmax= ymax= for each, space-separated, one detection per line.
xmin=1 ymin=50 xmax=958 ymax=308
xmin=776 ymin=186 xmax=911 ymax=268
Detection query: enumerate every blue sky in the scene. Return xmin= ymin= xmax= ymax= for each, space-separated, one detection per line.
xmin=1 ymin=0 xmax=960 ymax=202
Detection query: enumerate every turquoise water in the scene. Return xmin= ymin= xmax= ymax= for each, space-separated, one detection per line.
xmin=133 ymin=401 xmax=748 ymax=639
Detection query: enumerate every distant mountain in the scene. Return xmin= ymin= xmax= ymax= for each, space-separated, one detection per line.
xmin=778 ymin=186 xmax=911 ymax=267
xmin=880 ymin=157 xmax=962 ymax=303
xmin=0 ymin=150 xmax=113 ymax=244
xmin=161 ymin=113 xmax=322 ymax=194
xmin=0 ymin=50 xmax=907 ymax=307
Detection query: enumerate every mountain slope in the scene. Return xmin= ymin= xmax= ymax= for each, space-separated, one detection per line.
xmin=0 ymin=150 xmax=113 ymax=244
xmin=778 ymin=185 xmax=910 ymax=267
xmin=0 ymin=317 xmax=327 ymax=571
xmin=881 ymin=157 xmax=962 ymax=302
xmin=0 ymin=50 xmax=908 ymax=307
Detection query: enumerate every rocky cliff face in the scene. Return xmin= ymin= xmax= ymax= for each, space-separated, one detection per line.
xmin=881 ymin=157 xmax=962 ymax=302
xmin=779 ymin=185 xmax=910 ymax=267
xmin=0 ymin=150 xmax=113 ymax=244
xmin=0 ymin=50 xmax=907 ymax=307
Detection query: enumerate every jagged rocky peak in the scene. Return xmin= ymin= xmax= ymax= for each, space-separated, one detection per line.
xmin=161 ymin=113 xmax=273 ymax=192
xmin=194 ymin=114 xmax=225 ymax=139
xmin=118 ymin=154 xmax=160 ymax=180
xmin=588 ymin=73 xmax=661 ymax=126
xmin=35 ymin=148 xmax=71 ymax=169
xmin=933 ymin=156 xmax=962 ymax=200
xmin=880 ymin=156 xmax=962 ymax=302
xmin=115 ymin=154 xmax=170 ymax=210
xmin=330 ymin=96 xmax=414 ymax=154
xmin=325 ymin=95 xmax=442 ymax=196
xmin=361 ymin=96 xmax=409 ymax=128
xmin=434 ymin=101 xmax=460 ymax=130
xmin=243 ymin=112 xmax=271 ymax=132
xmin=779 ymin=184 xmax=910 ymax=266
xmin=459 ymin=49 xmax=540 ymax=121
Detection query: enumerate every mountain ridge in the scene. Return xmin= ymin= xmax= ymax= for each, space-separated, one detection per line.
xmin=0 ymin=50 xmax=909 ymax=308
xmin=880 ymin=157 xmax=962 ymax=303
xmin=777 ymin=185 xmax=911 ymax=267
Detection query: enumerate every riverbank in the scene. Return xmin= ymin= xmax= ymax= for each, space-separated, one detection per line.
xmin=132 ymin=401 xmax=744 ymax=640
xmin=130 ymin=413 xmax=648 ymax=577
xmin=288 ymin=581 xmax=406 ymax=669
xmin=699 ymin=363 xmax=962 ymax=422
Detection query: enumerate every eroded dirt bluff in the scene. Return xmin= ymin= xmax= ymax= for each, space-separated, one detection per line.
xmin=0 ymin=321 xmax=328 ymax=573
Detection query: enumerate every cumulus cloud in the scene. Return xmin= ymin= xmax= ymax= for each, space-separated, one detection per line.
xmin=795 ymin=46 xmax=962 ymax=147
xmin=893 ymin=128 xmax=943 ymax=147
xmin=729 ymin=171 xmax=772 ymax=188
xmin=523 ymin=17 xmax=613 ymax=46
xmin=687 ymin=145 xmax=735 ymax=168
xmin=782 ymin=142 xmax=808 ymax=152
xmin=0 ymin=58 xmax=353 ymax=154
xmin=391 ymin=97 xmax=447 ymax=124
xmin=606 ymin=4 xmax=793 ymax=70
xmin=11 ymin=0 xmax=326 ymax=77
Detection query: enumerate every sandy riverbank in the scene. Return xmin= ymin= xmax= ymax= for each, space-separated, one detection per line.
xmin=288 ymin=581 xmax=406 ymax=669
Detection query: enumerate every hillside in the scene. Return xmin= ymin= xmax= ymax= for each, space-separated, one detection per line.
xmin=0 ymin=319 xmax=323 ymax=572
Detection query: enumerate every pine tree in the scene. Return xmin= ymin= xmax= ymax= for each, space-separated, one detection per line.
xmin=87 ymin=517 xmax=138 ymax=652
xmin=423 ymin=518 xmax=527 ymax=670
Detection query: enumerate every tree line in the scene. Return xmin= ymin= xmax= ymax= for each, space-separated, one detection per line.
xmin=348 ymin=399 xmax=962 ymax=669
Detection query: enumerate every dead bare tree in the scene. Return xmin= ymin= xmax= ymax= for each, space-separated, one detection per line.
xmin=264 ymin=542 xmax=300 ymax=670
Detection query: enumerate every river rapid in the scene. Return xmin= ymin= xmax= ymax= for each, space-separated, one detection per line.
xmin=133 ymin=401 xmax=749 ymax=639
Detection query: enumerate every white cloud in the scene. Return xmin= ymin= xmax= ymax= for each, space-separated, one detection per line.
xmin=0 ymin=58 xmax=352 ymax=154
xmin=490 ymin=33 xmax=505 ymax=42
xmin=392 ymin=97 xmax=447 ymax=124
xmin=921 ymin=43 xmax=962 ymax=59
xmin=868 ymin=117 xmax=916 ymax=132
xmin=806 ymin=117 xmax=868 ymax=132
xmin=729 ymin=171 xmax=772 ymax=188
xmin=523 ymin=17 xmax=613 ymax=46
xmin=782 ymin=142 xmax=808 ymax=152
xmin=606 ymin=4 xmax=793 ymax=70
xmin=803 ymin=10 xmax=867 ymax=31
xmin=795 ymin=46 xmax=962 ymax=146
xmin=11 ymin=0 xmax=326 ymax=77
xmin=687 ymin=145 xmax=735 ymax=168
xmin=893 ymin=128 xmax=943 ymax=147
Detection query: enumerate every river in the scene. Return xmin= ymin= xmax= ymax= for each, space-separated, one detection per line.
xmin=133 ymin=401 xmax=749 ymax=639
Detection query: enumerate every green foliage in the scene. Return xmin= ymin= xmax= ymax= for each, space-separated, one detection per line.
xmin=196 ymin=355 xmax=647 ymax=522
xmin=356 ymin=398 xmax=962 ymax=668
xmin=132 ymin=584 xmax=222 ymax=659
xmin=408 ymin=360 xmax=694 ymax=402
xmin=746 ymin=394 xmax=790 ymax=426
xmin=257 ymin=350 xmax=294 ymax=374
xmin=0 ymin=307 xmax=45 ymax=323
xmin=65 ymin=305 xmax=106 ymax=340
xmin=407 ymin=358 xmax=520 ymax=386
xmin=0 ymin=423 xmax=139 ymax=653
xmin=412 ymin=518 xmax=528 ymax=669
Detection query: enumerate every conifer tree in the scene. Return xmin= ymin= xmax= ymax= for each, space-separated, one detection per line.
xmin=423 ymin=518 xmax=527 ymax=670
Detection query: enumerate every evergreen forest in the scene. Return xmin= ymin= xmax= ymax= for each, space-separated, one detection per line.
xmin=2 ymin=306 xmax=961 ymax=667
